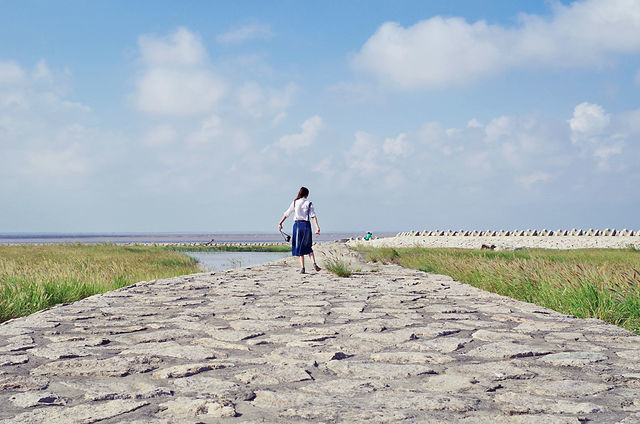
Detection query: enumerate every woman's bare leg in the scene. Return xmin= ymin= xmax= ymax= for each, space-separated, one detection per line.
xmin=299 ymin=255 xmax=305 ymax=269
xmin=309 ymin=252 xmax=320 ymax=270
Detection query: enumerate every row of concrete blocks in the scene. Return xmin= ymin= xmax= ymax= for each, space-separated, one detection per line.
xmin=397 ymin=229 xmax=638 ymax=237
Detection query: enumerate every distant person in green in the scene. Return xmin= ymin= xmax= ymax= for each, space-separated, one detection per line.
xmin=278 ymin=186 xmax=321 ymax=274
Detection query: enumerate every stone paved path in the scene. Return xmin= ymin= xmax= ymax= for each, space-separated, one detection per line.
xmin=1 ymin=243 xmax=639 ymax=423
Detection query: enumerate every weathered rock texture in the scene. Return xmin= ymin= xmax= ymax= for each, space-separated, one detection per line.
xmin=1 ymin=243 xmax=639 ymax=423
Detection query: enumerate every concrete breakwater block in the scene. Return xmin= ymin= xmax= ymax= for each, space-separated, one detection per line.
xmin=395 ymin=229 xmax=638 ymax=238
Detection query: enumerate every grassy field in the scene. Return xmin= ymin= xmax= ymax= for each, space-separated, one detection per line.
xmin=358 ymin=247 xmax=640 ymax=334
xmin=0 ymin=244 xmax=200 ymax=323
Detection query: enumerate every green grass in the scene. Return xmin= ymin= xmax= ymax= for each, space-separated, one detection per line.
xmin=325 ymin=259 xmax=354 ymax=277
xmin=0 ymin=244 xmax=201 ymax=323
xmin=163 ymin=244 xmax=290 ymax=253
xmin=358 ymin=247 xmax=640 ymax=334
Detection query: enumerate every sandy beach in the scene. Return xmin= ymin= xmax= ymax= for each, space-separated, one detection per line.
xmin=1 ymin=243 xmax=639 ymax=423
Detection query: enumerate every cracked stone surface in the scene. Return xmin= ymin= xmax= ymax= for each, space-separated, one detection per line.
xmin=1 ymin=242 xmax=639 ymax=423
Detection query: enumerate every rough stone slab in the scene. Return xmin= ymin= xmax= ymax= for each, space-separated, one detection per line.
xmin=466 ymin=341 xmax=553 ymax=359
xmin=0 ymin=335 xmax=35 ymax=353
xmin=299 ymin=378 xmax=382 ymax=395
xmin=0 ymin=354 xmax=28 ymax=366
xmin=538 ymin=351 xmax=608 ymax=367
xmin=32 ymin=356 xmax=161 ymax=377
xmin=1 ymin=242 xmax=639 ymax=423
xmin=3 ymin=399 xmax=148 ymax=424
xmin=9 ymin=391 xmax=68 ymax=407
xmin=616 ymin=350 xmax=638 ymax=360
xmin=169 ymin=374 xmax=254 ymax=401
xmin=0 ymin=375 xmax=48 ymax=391
xmin=152 ymin=363 xmax=232 ymax=379
xmin=454 ymin=361 xmax=540 ymax=381
xmin=235 ymin=365 xmax=312 ymax=385
xmin=528 ymin=379 xmax=612 ymax=397
xmin=405 ymin=336 xmax=470 ymax=353
xmin=472 ymin=329 xmax=533 ymax=342
xmin=494 ymin=392 xmax=603 ymax=415
xmin=206 ymin=329 xmax=264 ymax=342
xmin=190 ymin=337 xmax=250 ymax=351
xmin=120 ymin=341 xmax=218 ymax=360
xmin=126 ymin=329 xmax=194 ymax=344
xmin=157 ymin=397 xmax=237 ymax=418
xmin=30 ymin=343 xmax=94 ymax=360
xmin=58 ymin=378 xmax=173 ymax=401
xmin=326 ymin=360 xmax=436 ymax=378
xmin=370 ymin=351 xmax=454 ymax=364
xmin=78 ymin=325 xmax=146 ymax=335
xmin=370 ymin=391 xmax=481 ymax=413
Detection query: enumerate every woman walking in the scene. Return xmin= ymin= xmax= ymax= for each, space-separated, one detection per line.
xmin=278 ymin=186 xmax=321 ymax=274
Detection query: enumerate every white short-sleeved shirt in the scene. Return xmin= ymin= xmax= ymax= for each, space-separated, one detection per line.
xmin=283 ymin=198 xmax=316 ymax=221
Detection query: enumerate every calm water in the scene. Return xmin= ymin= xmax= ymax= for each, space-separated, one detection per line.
xmin=185 ymin=251 xmax=290 ymax=271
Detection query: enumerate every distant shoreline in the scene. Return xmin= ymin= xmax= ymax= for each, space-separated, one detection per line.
xmin=0 ymin=232 xmax=395 ymax=245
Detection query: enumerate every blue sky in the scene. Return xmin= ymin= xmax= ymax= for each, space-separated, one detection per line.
xmin=1 ymin=0 xmax=639 ymax=233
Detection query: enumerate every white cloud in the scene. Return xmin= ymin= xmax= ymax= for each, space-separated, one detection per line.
xmin=346 ymin=131 xmax=379 ymax=176
xmin=138 ymin=27 xmax=207 ymax=66
xmin=594 ymin=142 xmax=623 ymax=161
xmin=352 ymin=0 xmax=640 ymax=88
xmin=217 ymin=23 xmax=274 ymax=44
xmin=353 ymin=18 xmax=505 ymax=88
xmin=187 ymin=114 xmax=223 ymax=146
xmin=266 ymin=83 xmax=297 ymax=113
xmin=569 ymin=102 xmax=610 ymax=143
xmin=418 ymin=122 xmax=445 ymax=145
xmin=133 ymin=28 xmax=226 ymax=116
xmin=135 ymin=68 xmax=225 ymax=116
xmin=518 ymin=171 xmax=551 ymax=189
xmin=485 ymin=116 xmax=513 ymax=142
xmin=276 ymin=115 xmax=323 ymax=152
xmin=312 ymin=158 xmax=336 ymax=178
xmin=143 ymin=124 xmax=176 ymax=147
xmin=0 ymin=60 xmax=116 ymax=189
xmin=236 ymin=81 xmax=297 ymax=119
xmin=24 ymin=143 xmax=90 ymax=177
xmin=0 ymin=61 xmax=26 ymax=85
xmin=467 ymin=119 xmax=483 ymax=128
xmin=594 ymin=141 xmax=624 ymax=170
xmin=32 ymin=59 xmax=53 ymax=83
xmin=382 ymin=133 xmax=410 ymax=158
xmin=272 ymin=112 xmax=287 ymax=125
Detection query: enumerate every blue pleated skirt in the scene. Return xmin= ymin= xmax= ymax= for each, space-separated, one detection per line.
xmin=292 ymin=220 xmax=313 ymax=256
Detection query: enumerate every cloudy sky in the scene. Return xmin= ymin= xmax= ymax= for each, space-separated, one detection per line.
xmin=1 ymin=0 xmax=639 ymax=233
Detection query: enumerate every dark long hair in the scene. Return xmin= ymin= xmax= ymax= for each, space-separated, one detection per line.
xmin=294 ymin=186 xmax=309 ymax=204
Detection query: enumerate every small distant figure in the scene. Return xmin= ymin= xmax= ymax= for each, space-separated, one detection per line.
xmin=364 ymin=232 xmax=373 ymax=241
xmin=278 ymin=186 xmax=321 ymax=274
xmin=481 ymin=244 xmax=496 ymax=250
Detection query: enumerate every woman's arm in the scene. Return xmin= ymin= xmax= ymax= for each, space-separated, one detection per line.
xmin=312 ymin=216 xmax=320 ymax=234
xmin=279 ymin=201 xmax=295 ymax=230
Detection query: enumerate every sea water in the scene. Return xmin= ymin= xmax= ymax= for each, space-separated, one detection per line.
xmin=184 ymin=251 xmax=290 ymax=271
